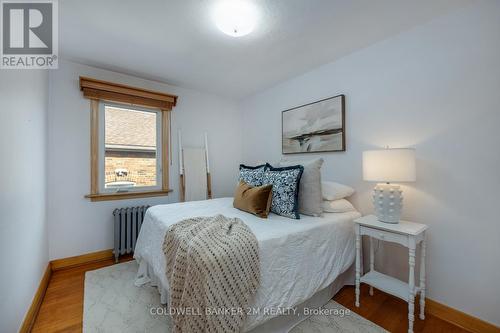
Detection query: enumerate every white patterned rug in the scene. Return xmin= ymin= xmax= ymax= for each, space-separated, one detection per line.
xmin=83 ymin=261 xmax=387 ymax=333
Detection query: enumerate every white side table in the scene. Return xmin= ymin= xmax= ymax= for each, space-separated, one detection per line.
xmin=354 ymin=215 xmax=428 ymax=333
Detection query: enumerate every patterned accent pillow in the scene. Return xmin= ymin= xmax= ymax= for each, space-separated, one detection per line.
xmin=239 ymin=164 xmax=267 ymax=186
xmin=262 ymin=164 xmax=304 ymax=219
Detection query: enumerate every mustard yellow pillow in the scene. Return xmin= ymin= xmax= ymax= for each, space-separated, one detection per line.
xmin=233 ymin=180 xmax=273 ymax=218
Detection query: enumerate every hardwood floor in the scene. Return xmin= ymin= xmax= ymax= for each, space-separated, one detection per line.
xmin=333 ymin=285 xmax=470 ymax=333
xmin=32 ymin=259 xmax=470 ymax=333
xmin=32 ymin=256 xmax=132 ymax=333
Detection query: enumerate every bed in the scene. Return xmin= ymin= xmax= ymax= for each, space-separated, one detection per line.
xmin=134 ymin=197 xmax=361 ymax=332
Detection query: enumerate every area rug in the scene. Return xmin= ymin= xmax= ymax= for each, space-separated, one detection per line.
xmin=83 ymin=261 xmax=387 ymax=333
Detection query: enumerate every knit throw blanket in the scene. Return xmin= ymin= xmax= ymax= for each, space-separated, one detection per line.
xmin=162 ymin=214 xmax=260 ymax=333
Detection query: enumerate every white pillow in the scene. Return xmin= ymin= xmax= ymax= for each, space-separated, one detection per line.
xmin=322 ymin=181 xmax=355 ymax=201
xmin=322 ymin=199 xmax=356 ymax=213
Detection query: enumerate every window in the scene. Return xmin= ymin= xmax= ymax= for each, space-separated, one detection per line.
xmin=80 ymin=77 xmax=177 ymax=201
xmin=101 ymin=103 xmax=162 ymax=192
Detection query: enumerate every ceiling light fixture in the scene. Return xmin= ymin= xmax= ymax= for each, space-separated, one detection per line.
xmin=213 ymin=1 xmax=258 ymax=37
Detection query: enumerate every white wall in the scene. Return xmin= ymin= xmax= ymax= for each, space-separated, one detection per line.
xmin=0 ymin=71 xmax=49 ymax=332
xmin=240 ymin=1 xmax=500 ymax=326
xmin=48 ymin=60 xmax=242 ymax=260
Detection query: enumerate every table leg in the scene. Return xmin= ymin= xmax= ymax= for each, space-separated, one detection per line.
xmin=419 ymin=236 xmax=427 ymax=320
xmin=369 ymin=236 xmax=374 ymax=296
xmin=408 ymin=240 xmax=416 ymax=333
xmin=355 ymin=225 xmax=361 ymax=307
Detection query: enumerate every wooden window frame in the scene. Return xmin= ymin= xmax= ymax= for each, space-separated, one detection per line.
xmin=80 ymin=77 xmax=177 ymax=202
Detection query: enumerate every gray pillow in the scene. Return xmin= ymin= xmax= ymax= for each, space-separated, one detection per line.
xmin=278 ymin=158 xmax=324 ymax=216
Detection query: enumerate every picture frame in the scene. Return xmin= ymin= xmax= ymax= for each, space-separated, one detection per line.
xmin=282 ymin=94 xmax=345 ymax=154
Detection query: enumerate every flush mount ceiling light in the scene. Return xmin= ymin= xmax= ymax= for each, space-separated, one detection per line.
xmin=213 ymin=1 xmax=259 ymax=37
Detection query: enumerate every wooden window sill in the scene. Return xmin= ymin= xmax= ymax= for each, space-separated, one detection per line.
xmin=85 ymin=189 xmax=172 ymax=202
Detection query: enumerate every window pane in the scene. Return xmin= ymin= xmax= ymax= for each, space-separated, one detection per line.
xmin=104 ymin=106 xmax=157 ymax=189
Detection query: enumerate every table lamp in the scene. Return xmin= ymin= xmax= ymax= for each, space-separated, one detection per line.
xmin=362 ymin=148 xmax=416 ymax=223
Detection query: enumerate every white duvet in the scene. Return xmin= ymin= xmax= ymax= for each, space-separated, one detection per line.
xmin=134 ymin=197 xmax=361 ymax=330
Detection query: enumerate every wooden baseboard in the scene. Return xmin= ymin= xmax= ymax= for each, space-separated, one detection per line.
xmin=426 ymin=298 xmax=499 ymax=333
xmin=17 ymin=250 xmax=116 ymax=332
xmin=50 ymin=249 xmax=114 ymax=271
xmin=19 ymin=264 xmax=51 ymax=333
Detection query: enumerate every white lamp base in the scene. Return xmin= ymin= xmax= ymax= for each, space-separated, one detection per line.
xmin=372 ymin=183 xmax=403 ymax=223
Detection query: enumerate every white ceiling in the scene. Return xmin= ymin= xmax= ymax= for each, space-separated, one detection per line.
xmin=60 ymin=0 xmax=470 ymax=99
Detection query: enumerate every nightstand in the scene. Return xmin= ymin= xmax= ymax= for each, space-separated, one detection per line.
xmin=354 ymin=215 xmax=428 ymax=333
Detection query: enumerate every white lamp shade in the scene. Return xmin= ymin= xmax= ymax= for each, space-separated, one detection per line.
xmin=363 ymin=148 xmax=416 ymax=182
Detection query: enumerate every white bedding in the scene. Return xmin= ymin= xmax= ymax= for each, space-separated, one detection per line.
xmin=134 ymin=197 xmax=361 ymax=331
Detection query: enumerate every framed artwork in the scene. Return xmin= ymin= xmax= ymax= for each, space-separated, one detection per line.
xmin=282 ymin=94 xmax=345 ymax=154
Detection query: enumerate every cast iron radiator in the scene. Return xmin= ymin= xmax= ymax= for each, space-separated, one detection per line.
xmin=113 ymin=205 xmax=150 ymax=263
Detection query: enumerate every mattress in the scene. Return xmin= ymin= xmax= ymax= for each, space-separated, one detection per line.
xmin=133 ymin=197 xmax=361 ymax=331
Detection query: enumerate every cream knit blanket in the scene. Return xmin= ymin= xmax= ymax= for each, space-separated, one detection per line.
xmin=162 ymin=214 xmax=260 ymax=333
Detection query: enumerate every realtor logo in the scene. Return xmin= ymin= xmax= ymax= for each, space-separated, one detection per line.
xmin=1 ymin=0 xmax=58 ymax=69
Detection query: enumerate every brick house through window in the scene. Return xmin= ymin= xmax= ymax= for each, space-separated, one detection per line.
xmin=104 ymin=106 xmax=158 ymax=188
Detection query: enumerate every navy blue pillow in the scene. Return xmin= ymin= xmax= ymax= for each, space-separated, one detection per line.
xmin=262 ymin=164 xmax=304 ymax=219
xmin=239 ymin=164 xmax=267 ymax=186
